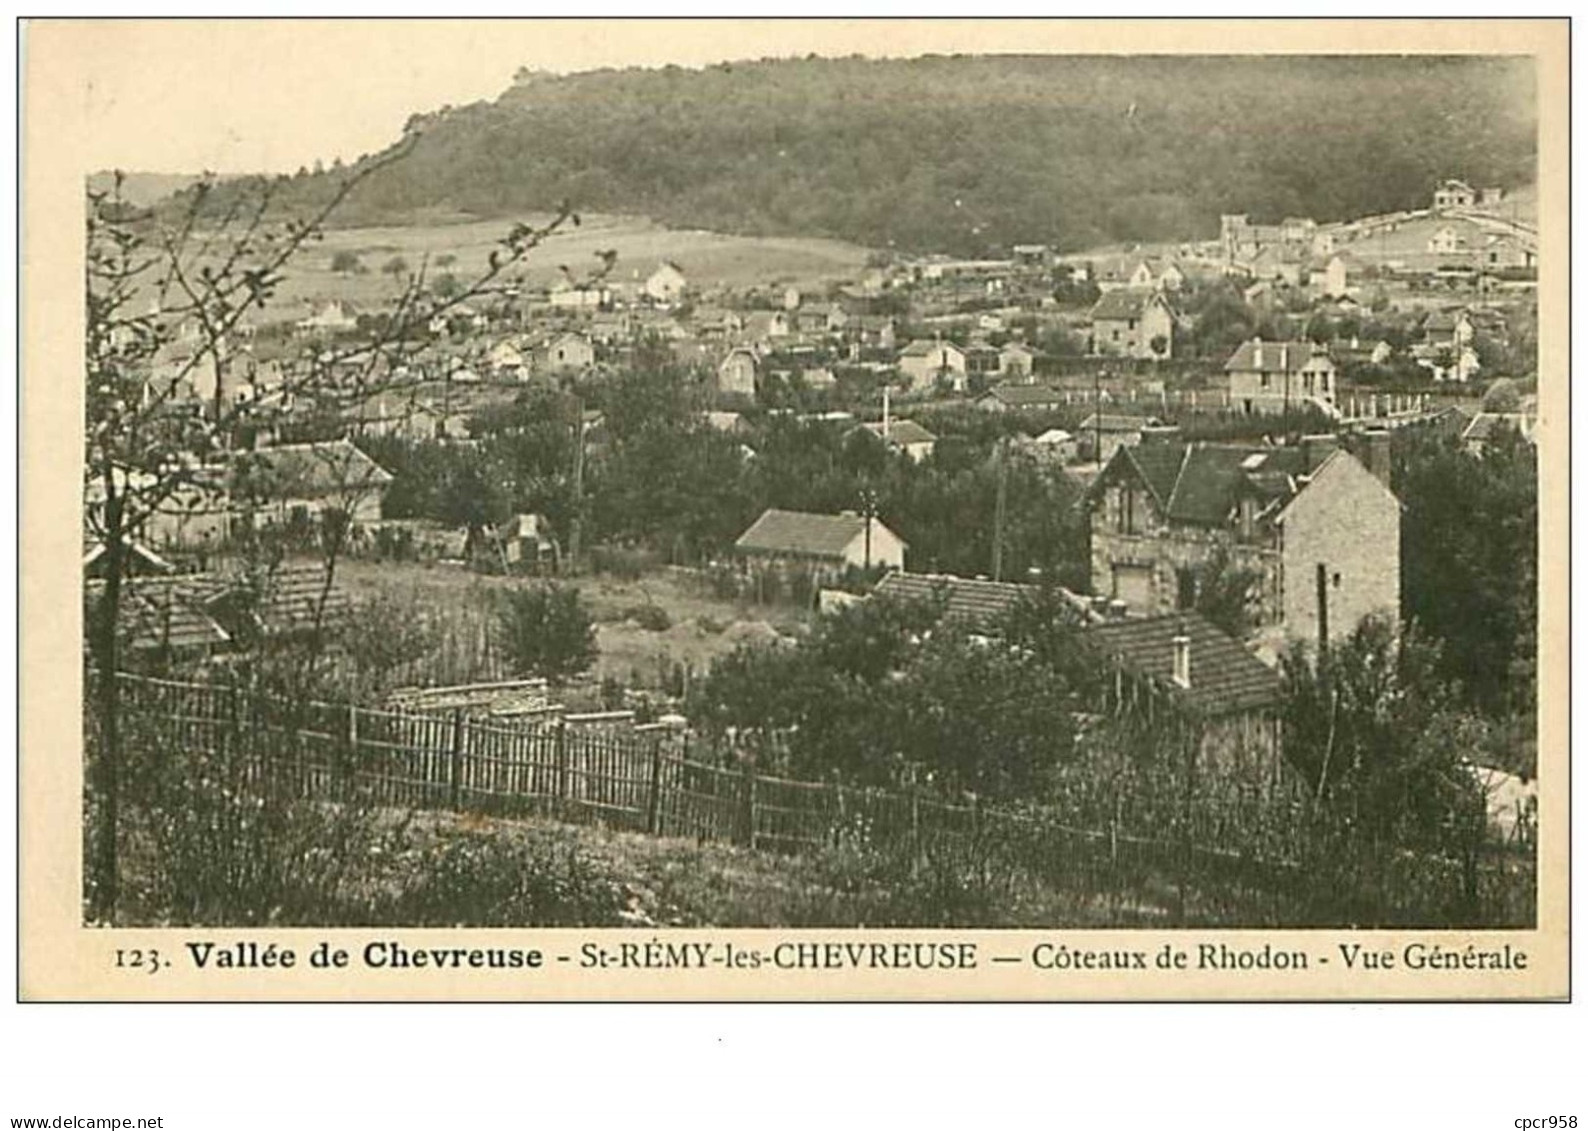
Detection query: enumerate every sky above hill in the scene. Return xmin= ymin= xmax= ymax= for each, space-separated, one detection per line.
xmin=60 ymin=20 xmax=1057 ymax=175
xmin=44 ymin=18 xmax=1542 ymax=179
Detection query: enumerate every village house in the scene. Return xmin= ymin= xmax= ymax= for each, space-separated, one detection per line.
xmin=1422 ymin=309 xmax=1476 ymax=351
xmin=542 ymin=332 xmax=596 ymax=373
xmin=237 ymin=438 xmax=395 ymax=531
xmin=871 ymin=572 xmax=1283 ymax=787
xmin=977 ymin=383 xmax=1067 ymax=413
xmin=548 ymin=278 xmax=611 ymax=310
xmin=1087 ymin=612 xmax=1286 ymax=789
xmin=1310 ymin=254 xmax=1359 ymax=298
xmin=1024 ymin=427 xmax=1078 ymax=464
xmin=862 ymin=418 xmax=937 ymax=463
xmin=964 ymin=343 xmax=1003 ymax=378
xmin=742 ymin=310 xmax=792 ymax=343
xmin=1479 ymin=233 xmax=1538 ymax=274
xmin=1433 ymin=179 xmax=1478 ymax=211
xmin=1076 ymin=412 xmax=1162 ymax=464
xmin=1428 ymin=225 xmax=1470 ymax=255
xmin=717 ymin=348 xmax=759 ymax=401
xmin=487 ymin=340 xmax=529 ymax=382
xmin=1088 ymin=289 xmax=1174 ymax=360
xmin=295 ymin=299 xmax=358 ymax=336
xmin=897 ymin=339 xmax=968 ymax=393
xmin=999 ymin=342 xmax=1037 ymax=381
xmin=1092 ymin=257 xmax=1157 ymax=293
xmin=1460 ymin=412 xmax=1537 ymax=457
xmin=1086 ymin=432 xmax=1400 ymax=656
xmin=735 ymin=507 xmax=906 ymax=575
xmin=643 ymin=261 xmax=689 ymax=305
xmin=1223 ymin=339 xmax=1338 ymax=416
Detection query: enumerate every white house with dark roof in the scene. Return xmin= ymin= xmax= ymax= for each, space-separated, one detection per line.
xmin=862 ymin=418 xmax=937 ymax=463
xmin=643 ymin=261 xmax=688 ymax=305
xmin=1224 ymin=338 xmax=1338 ymax=416
xmin=735 ymin=508 xmax=905 ymax=572
xmin=1088 ymin=289 xmax=1174 ymax=359
xmin=897 ymin=339 xmax=967 ymax=393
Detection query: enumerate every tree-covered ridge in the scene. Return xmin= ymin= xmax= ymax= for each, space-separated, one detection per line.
xmin=178 ymin=55 xmax=1535 ymax=253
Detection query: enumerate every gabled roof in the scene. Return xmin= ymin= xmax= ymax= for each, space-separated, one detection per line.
xmin=237 ymin=439 xmax=394 ymax=499
xmin=984 ymin=384 xmax=1064 ymax=407
xmin=1090 ymin=288 xmax=1163 ymax=321
xmin=864 ymin=419 xmax=936 ymax=446
xmin=1086 ymin=613 xmax=1282 ymax=715
xmin=86 ymin=576 xmax=232 ymax=653
xmin=1097 ymin=442 xmax=1310 ymax=527
xmin=1223 ymin=339 xmax=1333 ymax=374
xmin=873 ymin=572 xmax=1035 ymax=631
xmin=1078 ymin=412 xmax=1158 ymax=434
xmin=899 ymin=338 xmax=965 ymax=359
xmin=1461 ymin=412 xmax=1535 ymax=443
xmin=1423 ymin=309 xmax=1469 ymax=333
xmin=735 ymin=508 xmax=903 ymax=560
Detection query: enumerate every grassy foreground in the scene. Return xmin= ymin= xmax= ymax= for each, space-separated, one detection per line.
xmin=115 ymin=801 xmax=1207 ymax=930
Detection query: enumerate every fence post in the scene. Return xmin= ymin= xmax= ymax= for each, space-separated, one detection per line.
xmin=340 ymin=702 xmax=358 ymax=801
xmin=646 ymin=737 xmax=665 ymax=836
xmin=908 ymin=767 xmax=922 ymax=879
xmin=555 ymin=718 xmax=569 ymax=816
xmin=448 ymin=708 xmax=464 ymax=810
xmin=740 ymin=760 xmax=757 ymax=849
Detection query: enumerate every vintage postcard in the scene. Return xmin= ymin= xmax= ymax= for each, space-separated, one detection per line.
xmin=19 ymin=18 xmax=1568 ymax=1001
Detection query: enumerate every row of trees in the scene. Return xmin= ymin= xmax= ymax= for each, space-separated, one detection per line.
xmin=368 ymin=365 xmax=1092 ymax=586
xmin=176 ymin=55 xmax=1535 ymax=255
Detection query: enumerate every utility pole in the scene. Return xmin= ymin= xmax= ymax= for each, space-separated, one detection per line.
xmin=991 ymin=436 xmax=1008 ymax=581
xmin=859 ymin=485 xmax=879 ymax=571
xmin=568 ymin=394 xmax=586 ymax=571
xmin=1094 ymin=366 xmax=1105 ymax=465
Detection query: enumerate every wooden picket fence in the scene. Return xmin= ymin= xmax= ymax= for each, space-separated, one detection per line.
xmin=101 ymin=671 xmax=1534 ymax=927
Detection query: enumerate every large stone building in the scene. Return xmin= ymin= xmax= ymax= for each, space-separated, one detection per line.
xmin=1086 ymin=433 xmax=1399 ymax=655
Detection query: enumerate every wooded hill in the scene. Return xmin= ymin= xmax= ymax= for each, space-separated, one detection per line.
xmin=165 ymin=54 xmax=1536 ymax=254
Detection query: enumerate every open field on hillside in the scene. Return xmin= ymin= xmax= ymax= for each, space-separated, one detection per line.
xmin=333 ymin=557 xmax=807 ymax=694
xmin=231 ymin=212 xmax=873 ymax=326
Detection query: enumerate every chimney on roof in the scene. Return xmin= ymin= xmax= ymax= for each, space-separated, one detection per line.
xmin=1362 ymin=429 xmax=1392 ymax=488
xmin=1172 ymin=625 xmax=1192 ymax=689
xmin=1252 ymin=338 xmax=1263 ymax=368
xmin=1279 ymin=343 xmax=1289 ymax=371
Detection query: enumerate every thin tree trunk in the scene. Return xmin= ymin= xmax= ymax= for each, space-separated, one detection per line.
xmin=90 ymin=483 xmax=125 ymax=924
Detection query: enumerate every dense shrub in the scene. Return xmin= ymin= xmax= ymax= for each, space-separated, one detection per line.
xmin=495 ymin=583 xmax=598 ymax=683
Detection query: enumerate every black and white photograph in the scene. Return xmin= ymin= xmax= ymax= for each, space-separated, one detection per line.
xmin=20 ymin=18 xmax=1567 ymax=1003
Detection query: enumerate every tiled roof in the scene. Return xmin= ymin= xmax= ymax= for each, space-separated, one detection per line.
xmin=88 ymin=576 xmax=231 ymax=653
xmin=986 ymin=384 xmax=1065 ymax=407
xmin=238 ymin=439 xmax=393 ymax=499
xmin=874 ymin=572 xmax=1035 ymax=630
xmin=1224 ymin=340 xmax=1331 ymax=374
xmin=1100 ymin=442 xmax=1310 ymax=527
xmin=1086 ymin=613 xmax=1281 ymax=716
xmin=865 ymin=419 xmax=937 ymax=446
xmin=1078 ymin=412 xmax=1158 ymax=434
xmin=1091 ymin=288 xmax=1160 ymax=321
xmin=1461 ymin=413 xmax=1534 ymax=443
xmin=1121 ymin=443 xmax=1187 ymax=509
xmin=735 ymin=509 xmax=899 ymax=560
xmin=196 ymin=563 xmax=355 ymax=639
